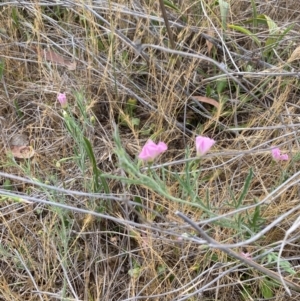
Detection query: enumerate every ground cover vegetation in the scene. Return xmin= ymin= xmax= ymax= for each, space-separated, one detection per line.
xmin=1 ymin=0 xmax=300 ymax=300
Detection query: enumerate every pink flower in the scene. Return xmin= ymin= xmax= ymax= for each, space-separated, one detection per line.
xmin=271 ymin=148 xmax=289 ymax=161
xmin=195 ymin=136 xmax=215 ymax=156
xmin=57 ymin=93 xmax=67 ymax=108
xmin=241 ymin=252 xmax=252 ymax=260
xmin=138 ymin=140 xmax=167 ymax=162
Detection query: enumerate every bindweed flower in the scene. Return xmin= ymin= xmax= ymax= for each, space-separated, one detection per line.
xmin=271 ymin=148 xmax=289 ymax=161
xmin=57 ymin=93 xmax=67 ymax=108
xmin=195 ymin=136 xmax=215 ymax=156
xmin=138 ymin=140 xmax=167 ymax=162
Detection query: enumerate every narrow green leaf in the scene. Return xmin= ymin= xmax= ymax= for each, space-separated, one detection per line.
xmin=219 ymin=0 xmax=229 ymax=30
xmin=11 ymin=7 xmax=20 ymax=28
xmin=257 ymin=14 xmax=278 ymax=33
xmin=3 ymin=179 xmax=12 ymax=191
xmin=227 ymin=24 xmax=261 ymax=46
xmin=163 ymin=0 xmax=179 ymax=12
xmin=244 ymin=14 xmax=278 ymax=32
xmin=250 ymin=0 xmax=258 ymax=30
xmin=266 ymin=23 xmax=294 ymax=53
xmin=216 ymin=79 xmax=228 ymax=94
xmin=14 ymin=100 xmax=23 ymax=118
xmin=83 ymin=136 xmax=110 ymax=193
xmin=237 ymin=168 xmax=253 ymax=206
xmin=0 ymin=60 xmax=4 ymax=80
xmin=133 ymin=196 xmax=143 ymax=213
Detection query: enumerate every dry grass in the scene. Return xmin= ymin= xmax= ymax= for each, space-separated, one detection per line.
xmin=1 ymin=0 xmax=300 ymax=300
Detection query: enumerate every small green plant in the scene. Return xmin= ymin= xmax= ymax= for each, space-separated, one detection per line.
xmin=58 ymin=91 xmax=109 ymax=194
xmin=119 ymin=98 xmax=140 ymax=128
xmin=128 ymin=261 xmax=142 ymax=278
xmin=263 ymin=252 xmax=296 ymax=275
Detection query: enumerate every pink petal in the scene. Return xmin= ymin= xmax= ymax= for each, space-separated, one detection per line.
xmin=196 ymin=136 xmax=215 ymax=156
xmin=241 ymin=252 xmax=252 ymax=260
xmin=57 ymin=93 xmax=67 ymax=108
xmin=271 ymin=148 xmax=281 ymax=160
xmin=280 ymin=154 xmax=289 ymax=161
xmin=138 ymin=140 xmax=167 ymax=162
xmin=271 ymin=148 xmax=289 ymax=161
xmin=156 ymin=142 xmax=168 ymax=152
